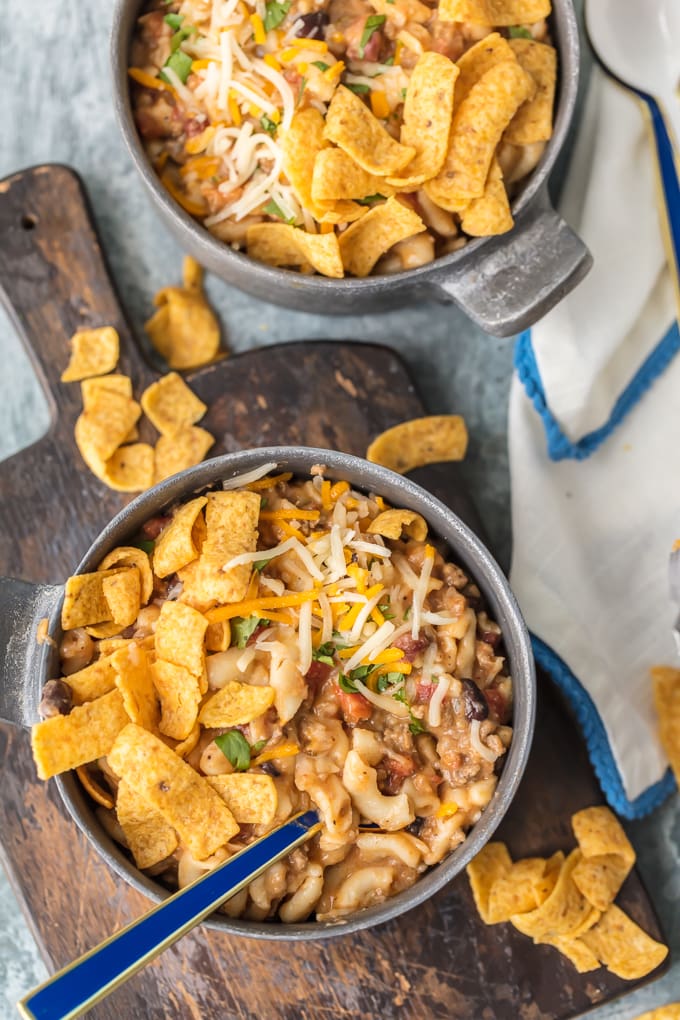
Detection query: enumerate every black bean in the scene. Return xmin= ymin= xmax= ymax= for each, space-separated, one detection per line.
xmin=38 ymin=679 xmax=72 ymax=718
xmin=494 ymin=751 xmax=507 ymax=777
xmin=295 ymin=11 xmax=329 ymax=39
xmin=462 ymin=679 xmax=489 ymax=721
xmin=406 ymin=817 xmax=424 ymax=837
xmin=260 ymin=761 xmax=280 ymax=777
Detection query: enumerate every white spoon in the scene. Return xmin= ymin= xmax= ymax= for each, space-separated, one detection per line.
xmin=586 ymin=0 xmax=680 ymax=292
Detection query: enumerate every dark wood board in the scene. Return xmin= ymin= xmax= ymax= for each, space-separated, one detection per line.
xmin=0 ymin=165 xmax=667 ymax=1020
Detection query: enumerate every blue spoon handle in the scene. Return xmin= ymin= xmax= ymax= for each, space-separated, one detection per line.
xmin=18 ymin=810 xmax=320 ymax=1020
xmin=638 ymin=92 xmax=680 ymax=291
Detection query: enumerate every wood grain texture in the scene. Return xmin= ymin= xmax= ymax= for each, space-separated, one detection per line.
xmin=0 ymin=165 xmax=668 ymax=1019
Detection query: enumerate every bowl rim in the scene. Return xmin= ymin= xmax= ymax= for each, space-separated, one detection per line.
xmin=110 ymin=0 xmax=580 ymax=292
xmin=51 ymin=446 xmax=536 ymax=940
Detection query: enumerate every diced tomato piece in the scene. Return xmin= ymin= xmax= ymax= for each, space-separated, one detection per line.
xmin=337 ymin=689 xmax=372 ymax=723
xmin=246 ymin=622 xmax=269 ymax=646
xmin=415 ymin=681 xmax=437 ymax=703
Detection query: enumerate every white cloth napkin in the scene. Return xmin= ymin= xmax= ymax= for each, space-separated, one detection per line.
xmin=509 ymin=66 xmax=680 ymax=807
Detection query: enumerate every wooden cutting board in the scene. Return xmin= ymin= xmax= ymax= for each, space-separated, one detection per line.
xmin=0 ymin=165 xmax=667 ymax=1020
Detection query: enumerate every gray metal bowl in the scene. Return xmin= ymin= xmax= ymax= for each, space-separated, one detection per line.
xmin=111 ymin=1 xmax=591 ymax=337
xmin=0 ymin=447 xmax=535 ymax=940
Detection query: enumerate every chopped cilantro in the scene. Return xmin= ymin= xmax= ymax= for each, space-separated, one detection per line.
xmin=392 ymin=687 xmax=408 ymax=704
xmin=260 ymin=114 xmax=278 ymax=137
xmin=359 ymin=14 xmax=386 ymax=58
xmin=409 ymin=716 xmax=427 ymax=735
xmin=250 ymin=739 xmax=267 ymax=755
xmin=312 ymin=60 xmax=330 ymax=72
xmin=263 ymin=0 xmax=291 ymax=31
xmin=231 ymin=614 xmax=268 ymax=648
xmin=160 ymin=49 xmax=193 ymax=84
xmin=215 ymin=730 xmax=251 ymax=771
xmin=260 ymin=496 xmax=268 ymax=508
xmin=133 ymin=539 xmax=155 ymax=554
xmin=383 ymin=56 xmax=394 ymax=65
xmin=263 ymin=199 xmax=295 ymax=223
xmin=313 ymin=641 xmax=336 ymax=665
xmin=377 ymin=672 xmax=403 ymax=691
xmin=508 ymin=25 xmax=532 ymax=38
xmin=254 ymin=558 xmax=270 ymax=572
xmin=349 ymin=664 xmax=376 ymax=682
xmin=403 ymin=604 xmax=411 ymax=620
xmin=338 ymin=672 xmax=358 ymax=693
xmin=378 ymin=599 xmax=395 ymax=620
xmin=297 ymin=76 xmax=307 ymax=105
xmin=346 ymin=83 xmax=371 ymax=95
xmin=356 ymin=193 xmax=385 ymax=205
xmin=400 ymin=87 xmax=407 ymax=101
xmin=164 ymin=12 xmax=184 ymax=28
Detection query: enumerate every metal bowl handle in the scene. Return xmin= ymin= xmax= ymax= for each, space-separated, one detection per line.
xmin=0 ymin=577 xmax=61 ymax=729
xmin=433 ymin=187 xmax=593 ymax=338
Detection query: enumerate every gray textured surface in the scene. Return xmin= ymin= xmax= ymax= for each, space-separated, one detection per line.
xmin=1 ymin=0 xmax=678 ymax=1016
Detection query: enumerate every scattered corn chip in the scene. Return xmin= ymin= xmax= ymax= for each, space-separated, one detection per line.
xmin=145 ymin=286 xmax=220 ymax=370
xmin=312 ymin=148 xmax=394 ymax=203
xmin=572 ymin=855 xmax=632 ymax=914
xmin=99 ymin=546 xmax=154 ymax=604
xmin=338 ymin=196 xmax=425 ymax=277
xmin=651 ymin=666 xmax=680 ymax=787
xmin=141 ymin=372 xmax=207 ymax=436
xmin=315 ymin=200 xmax=367 ymax=225
xmin=61 ymin=327 xmax=120 ymax=382
xmin=367 ymin=415 xmax=468 ymax=473
xmin=571 ymin=806 xmax=636 ymax=867
xmin=81 ymin=373 xmax=133 ymax=409
xmin=171 ymin=720 xmax=201 ymax=758
xmin=281 ymin=108 xmax=328 ymax=216
xmin=75 ymin=389 xmax=142 ymax=463
xmin=425 ymin=61 xmax=533 ymax=211
xmin=460 ymin=158 xmax=513 ymax=237
xmin=438 ymin=0 xmax=552 ymax=26
xmin=112 ymin=644 xmax=159 ymax=732
xmin=62 ymin=570 xmax=119 ymax=629
xmin=182 ymin=255 xmax=203 ymax=292
xmin=466 ymin=841 xmax=512 ymax=923
xmin=102 ymin=568 xmax=142 ymax=628
xmin=634 ymin=1006 xmax=680 ymax=1020
xmin=153 ymin=497 xmax=208 ymax=578
xmin=198 ymin=679 xmax=275 ymax=728
xmin=367 ymin=509 xmax=428 ymax=542
xmin=510 ymin=850 xmax=593 ymax=940
xmin=104 ymin=443 xmax=155 ymax=493
xmin=486 ymin=857 xmax=550 ymax=923
xmin=205 ymin=620 xmax=231 ymax=652
xmin=155 ymin=600 xmax=208 ymax=678
xmin=454 ymin=33 xmax=516 ymax=108
xmin=537 ymin=935 xmax=600 ymax=974
xmin=116 ymin=779 xmax=179 ymax=869
xmin=207 ymin=773 xmax=278 ymax=825
xmin=154 ymin=426 xmax=215 ymax=484
xmin=64 ymin=653 xmax=118 ymax=706
xmin=504 ymin=39 xmax=557 ymax=145
xmin=178 ymin=491 xmax=260 ymax=608
xmin=152 ymin=658 xmax=202 ymax=741
xmin=108 ymin=724 xmax=239 ymax=859
xmin=31 ymin=689 xmax=129 ymax=780
xmin=386 ymin=52 xmax=459 ymax=189
xmin=246 ymin=224 xmax=344 ymax=277
xmin=580 ymin=905 xmax=668 ymax=980
xmin=324 ymin=86 xmax=416 ymax=176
